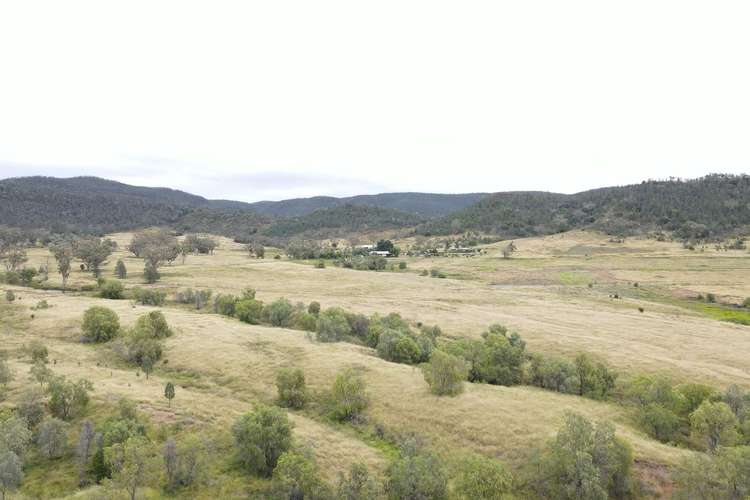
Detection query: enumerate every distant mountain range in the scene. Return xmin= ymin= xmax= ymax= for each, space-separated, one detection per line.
xmin=2 ymin=174 xmax=749 ymax=241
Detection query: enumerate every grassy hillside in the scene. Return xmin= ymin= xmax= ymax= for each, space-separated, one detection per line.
xmin=420 ymin=174 xmax=750 ymax=239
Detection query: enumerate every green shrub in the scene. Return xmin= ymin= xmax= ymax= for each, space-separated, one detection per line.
xmin=640 ymin=403 xmax=682 ymax=443
xmin=134 ymin=311 xmax=172 ymax=339
xmin=336 ymin=462 xmax=382 ymax=500
xmin=47 ymin=375 xmax=94 ymax=420
xmin=690 ymin=400 xmax=739 ymax=451
xmin=377 ymin=329 xmax=421 ymax=364
xmin=528 ymin=354 xmax=576 ymax=393
xmin=276 ymin=368 xmax=308 ymax=409
xmin=531 ymin=413 xmax=634 ymax=499
xmin=232 ymin=404 xmax=293 ymax=477
xmin=706 ymin=293 xmax=717 ymax=303
xmin=422 ymin=350 xmax=468 ymax=396
xmin=329 ymin=369 xmax=368 ymax=422
xmin=314 ymin=260 xmax=326 ymax=269
xmin=82 ymin=306 xmax=120 ymax=342
xmin=743 ymin=297 xmax=750 ymax=308
xmin=213 ymin=294 xmax=238 ymax=316
xmin=293 ymin=311 xmax=317 ymax=332
xmin=316 ymin=308 xmax=352 ymax=342
xmin=5 ymin=290 xmax=15 ymax=302
xmin=307 ymin=301 xmax=321 ymax=316
xmin=235 ymin=299 xmax=263 ymax=324
xmin=114 ymin=259 xmax=127 ymax=279
xmin=263 ymin=298 xmax=294 ymax=327
xmin=132 ymin=288 xmax=166 ymax=306
xmin=28 ymin=340 xmax=49 ymax=364
xmin=272 ymin=451 xmax=331 ymax=499
xmin=398 ymin=261 xmax=407 ymax=270
xmin=386 ymin=444 xmax=448 ymax=500
xmin=99 ymin=279 xmax=124 ymax=299
xmin=452 ymin=454 xmax=513 ymax=500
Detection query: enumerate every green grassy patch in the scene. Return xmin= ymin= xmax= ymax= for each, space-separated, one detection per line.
xmin=557 ymin=271 xmax=593 ymax=286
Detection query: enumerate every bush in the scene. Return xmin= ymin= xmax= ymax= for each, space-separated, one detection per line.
xmin=213 ymin=294 xmax=238 ymax=316
xmin=235 ymin=299 xmax=263 ymax=324
xmin=134 ymin=311 xmax=172 ymax=339
xmin=398 ymin=261 xmax=407 ymax=270
xmin=175 ymin=288 xmax=213 ymax=310
xmin=329 ymin=369 xmax=368 ymax=422
xmin=232 ymin=404 xmax=293 ymax=477
xmin=316 ymin=308 xmax=352 ymax=342
xmin=314 ymin=260 xmax=326 ymax=269
xmin=706 ymin=292 xmax=717 ymax=303
xmin=17 ymin=388 xmax=46 ymax=428
xmin=99 ymin=279 xmax=124 ymax=299
xmin=743 ymin=297 xmax=750 ymax=308
xmin=690 ymin=400 xmax=739 ymax=451
xmin=37 ymin=418 xmax=69 ymax=458
xmin=114 ymin=259 xmax=127 ymax=279
xmin=82 ymin=306 xmax=120 ymax=342
xmin=430 ymin=268 xmax=446 ymax=278
xmin=376 ymin=329 xmax=422 ymax=364
xmin=132 ymin=288 xmax=166 ymax=306
xmin=452 ymin=454 xmax=513 ymax=500
xmin=386 ymin=444 xmax=448 ymax=500
xmin=293 ymin=312 xmax=317 ymax=332
xmin=307 ymin=301 xmax=321 ymax=316
xmin=531 ymin=413 xmax=634 ymax=499
xmin=276 ymin=368 xmax=308 ymax=409
xmin=47 ymin=376 xmax=94 ymax=420
xmin=422 ymin=350 xmax=468 ymax=396
xmin=474 ymin=325 xmax=526 ymax=386
xmin=5 ymin=290 xmax=15 ymax=302
xmin=264 ymin=298 xmax=294 ymax=327
xmin=528 ymin=354 xmax=576 ymax=393
xmin=337 ymin=462 xmax=382 ymax=500
xmin=640 ymin=403 xmax=682 ymax=443
xmin=28 ymin=340 xmax=49 ymax=364
xmin=272 ymin=451 xmax=331 ymax=499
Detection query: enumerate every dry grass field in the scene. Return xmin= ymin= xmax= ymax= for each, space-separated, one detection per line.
xmin=22 ymin=230 xmax=750 ymax=386
xmin=6 ymin=229 xmax=750 ymax=497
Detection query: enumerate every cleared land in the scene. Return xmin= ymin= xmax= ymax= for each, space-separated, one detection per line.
xmin=6 ymin=229 xmax=750 ymax=496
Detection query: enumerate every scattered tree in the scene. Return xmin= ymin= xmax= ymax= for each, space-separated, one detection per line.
xmin=115 ymin=259 xmax=127 ymax=279
xmin=105 ymin=436 xmax=155 ymax=500
xmin=82 ymin=306 xmax=120 ymax=342
xmin=76 ymin=420 xmax=96 ymax=485
xmin=422 ymin=350 xmax=468 ymax=396
xmin=231 ymin=404 xmax=293 ymax=477
xmin=276 ymin=368 xmax=308 ymax=409
xmin=0 ymin=451 xmax=23 ymax=500
xmin=272 ymin=451 xmax=331 ymax=499
xmin=690 ymin=400 xmax=739 ymax=451
xmin=164 ymin=382 xmax=175 ymax=408
xmin=337 ymin=461 xmax=382 ymax=500
xmin=17 ymin=388 xmax=46 ymax=429
xmin=37 ymin=418 xmax=69 ymax=459
xmin=47 ymin=376 xmax=94 ymax=420
xmin=531 ymin=412 xmax=634 ymax=500
xmin=329 ymin=368 xmax=368 ymax=422
xmin=386 ymin=442 xmax=448 ymax=500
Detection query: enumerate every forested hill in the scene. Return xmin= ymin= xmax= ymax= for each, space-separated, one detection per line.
xmin=419 ymin=174 xmax=750 ymax=240
xmin=247 ymin=192 xmax=487 ymax=218
xmin=261 ymin=204 xmax=424 ymax=239
xmin=0 ymin=176 xmax=206 ymax=233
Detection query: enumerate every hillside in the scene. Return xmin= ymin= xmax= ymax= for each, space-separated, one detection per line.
xmin=248 ymin=192 xmax=487 ymax=218
xmin=419 ymin=174 xmax=750 ymax=240
xmin=261 ymin=203 xmax=423 ymax=239
xmin=0 ymin=176 xmax=204 ymax=233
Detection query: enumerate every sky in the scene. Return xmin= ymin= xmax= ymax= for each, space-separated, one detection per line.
xmin=1 ymin=1 xmax=749 ymax=202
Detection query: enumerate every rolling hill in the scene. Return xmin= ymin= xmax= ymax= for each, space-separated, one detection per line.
xmin=247 ymin=192 xmax=488 ymax=218
xmin=418 ymin=174 xmax=750 ymax=240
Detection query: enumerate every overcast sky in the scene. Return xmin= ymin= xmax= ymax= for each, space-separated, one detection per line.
xmin=1 ymin=1 xmax=749 ymax=202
